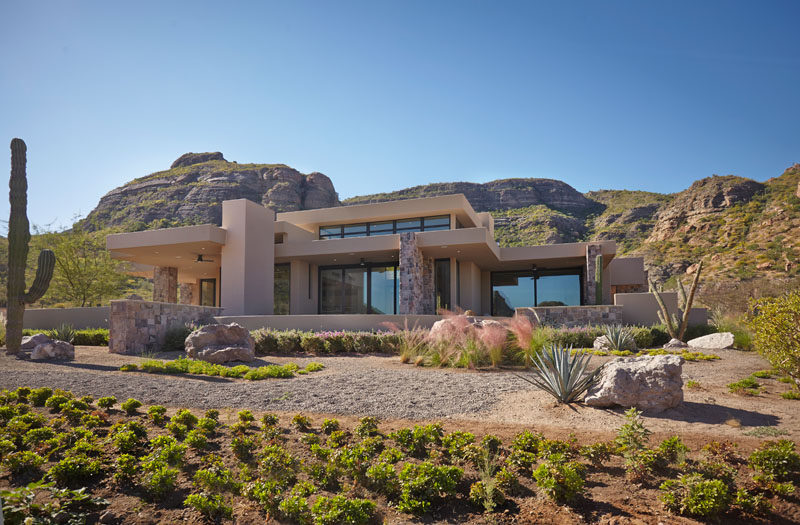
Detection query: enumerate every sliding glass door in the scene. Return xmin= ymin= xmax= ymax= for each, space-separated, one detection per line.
xmin=319 ymin=263 xmax=398 ymax=314
xmin=491 ymin=268 xmax=583 ymax=316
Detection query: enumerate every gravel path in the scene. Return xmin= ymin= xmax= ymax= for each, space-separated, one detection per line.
xmin=0 ymin=349 xmax=528 ymax=419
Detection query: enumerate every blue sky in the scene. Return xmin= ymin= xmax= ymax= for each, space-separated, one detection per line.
xmin=2 ymin=1 xmax=799 ymax=229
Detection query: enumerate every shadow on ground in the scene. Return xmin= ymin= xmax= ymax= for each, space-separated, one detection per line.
xmin=650 ymin=400 xmax=781 ymax=428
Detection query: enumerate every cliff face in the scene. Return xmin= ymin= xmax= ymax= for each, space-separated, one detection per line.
xmin=83 ymin=153 xmax=339 ymax=231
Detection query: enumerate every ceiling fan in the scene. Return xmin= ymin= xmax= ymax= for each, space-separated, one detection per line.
xmin=195 ymin=254 xmax=216 ymax=263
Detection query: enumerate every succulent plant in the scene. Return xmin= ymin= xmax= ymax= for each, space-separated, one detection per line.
xmin=6 ymin=139 xmax=55 ymax=354
xmin=649 ymin=261 xmax=703 ymax=342
xmin=602 ymin=324 xmax=635 ymax=352
xmin=516 ymin=344 xmax=600 ymax=403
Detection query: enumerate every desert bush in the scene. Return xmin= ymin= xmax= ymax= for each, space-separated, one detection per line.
xmin=231 ymin=435 xmax=259 ymax=461
xmin=261 ymin=413 xmax=279 ymax=427
xmin=300 ymin=333 xmax=326 ymax=354
xmin=121 ymin=398 xmax=142 ymax=415
xmin=516 ymin=344 xmax=599 ymax=403
xmin=366 ymin=461 xmax=400 ymax=495
xmin=71 ymin=328 xmax=110 ymax=346
xmin=252 ymin=328 xmax=280 ymax=355
xmin=532 ymin=454 xmax=586 ymax=503
xmin=140 ymin=460 xmax=179 ymax=497
xmin=580 ymin=442 xmax=615 ymax=467
xmin=3 ymin=450 xmax=44 ymax=476
xmin=171 ymin=408 xmax=198 ymax=429
xmin=261 ymin=444 xmax=300 ymax=485
xmin=728 ymin=376 xmax=760 ymax=395
xmin=114 ymin=453 xmax=138 ymax=482
xmin=311 ymin=494 xmax=376 ymax=524
xmin=96 ymin=396 xmax=116 ymax=410
xmin=748 ymin=290 xmax=800 ymax=389
xmin=389 ymin=423 xmax=443 ymax=458
xmin=28 ymin=387 xmax=53 ymax=407
xmin=193 ymin=456 xmax=239 ymax=492
xmin=292 ymin=414 xmax=312 ymax=432
xmin=276 ymin=330 xmax=303 ymax=353
xmin=49 ymin=455 xmax=103 ymax=486
xmin=184 ymin=492 xmax=233 ymax=520
xmin=147 ymin=405 xmax=167 ymax=426
xmin=185 ymin=430 xmax=208 ymax=450
xmin=396 ymin=461 xmax=463 ymax=515
xmin=321 ymin=418 xmax=340 ymax=434
xmin=748 ymin=439 xmax=800 ymax=481
xmin=326 ymin=430 xmax=349 ymax=449
xmin=660 ymin=473 xmax=731 ymax=518
xmin=354 ymin=416 xmax=380 ymax=438
xmin=442 ymin=431 xmax=475 ymax=460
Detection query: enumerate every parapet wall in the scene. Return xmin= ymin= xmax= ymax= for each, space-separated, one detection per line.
xmin=516 ymin=305 xmax=623 ymax=327
xmin=109 ymin=300 xmax=221 ymax=355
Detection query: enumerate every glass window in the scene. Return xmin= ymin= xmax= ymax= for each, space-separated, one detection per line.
xmin=369 ymin=221 xmax=394 ymax=236
xmin=395 ymin=218 xmax=422 ymax=232
xmin=320 ymin=269 xmax=342 ymax=314
xmin=343 ymin=224 xmax=367 ymax=238
xmin=342 ymin=268 xmax=368 ymax=314
xmin=423 ymin=215 xmax=450 ymax=231
xmin=434 ymin=259 xmax=451 ymax=312
xmin=200 ymin=279 xmax=216 ymax=307
xmin=370 ymin=266 xmax=396 ymax=314
xmin=491 ymin=272 xmax=534 ymax=316
xmin=274 ymin=264 xmax=290 ymax=315
xmin=536 ymin=274 xmax=581 ymax=307
xmin=319 ymin=225 xmax=342 ymax=239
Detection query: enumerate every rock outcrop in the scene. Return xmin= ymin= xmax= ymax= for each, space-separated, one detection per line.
xmin=585 ymin=355 xmax=684 ymax=413
xmin=185 ymin=323 xmax=255 ymax=364
xmin=83 ymin=153 xmax=339 ymax=231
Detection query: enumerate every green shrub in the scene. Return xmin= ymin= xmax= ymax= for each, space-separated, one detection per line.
xmin=3 ymin=450 xmax=44 ymax=476
xmin=748 ymin=440 xmax=800 ymax=481
xmin=278 ymin=494 xmax=312 ymax=523
xmin=734 ymin=488 xmax=771 ymax=515
xmin=112 ymin=430 xmax=141 ymax=454
xmin=305 ymin=361 xmax=325 ymax=373
xmin=300 ymin=333 xmax=326 ymax=354
xmin=252 ymin=329 xmax=280 ymax=355
xmin=148 ymin=436 xmax=187 ymax=467
xmin=579 ymin=442 xmax=614 ymax=467
xmin=185 ymin=430 xmax=208 ymax=450
xmin=389 ymin=423 xmax=443 ymax=458
xmin=311 ymin=494 xmax=376 ymax=525
xmin=49 ymin=455 xmax=103 ymax=486
xmin=119 ymin=364 xmax=138 ymax=372
xmin=276 ymin=331 xmax=303 ymax=353
xmin=45 ymin=395 xmax=70 ymax=412
xmin=660 ymin=473 xmax=732 ymax=518
xmin=121 ymin=398 xmax=142 ymax=415
xmin=140 ymin=460 xmax=179 ymax=497
xmin=261 ymin=413 xmax=279 ymax=427
xmin=167 ymin=422 xmax=188 ymax=440
xmin=72 ymin=328 xmax=109 ymax=346
xmin=193 ymin=457 xmax=239 ymax=492
xmin=184 ymin=492 xmax=233 ymax=520
xmin=321 ymin=418 xmax=340 ymax=434
xmin=686 ymin=380 xmax=701 ymax=389
xmin=657 ymin=436 xmax=690 ymax=465
xmin=292 ymin=414 xmax=312 ymax=432
xmin=532 ymin=455 xmax=586 ymax=503
xmin=442 ymin=431 xmax=475 ymax=459
xmin=781 ymin=391 xmax=800 ymax=400
xmin=354 ymin=416 xmax=380 ymax=438
xmin=232 ymin=435 xmax=259 ymax=462
xmin=365 ymin=461 xmax=399 ymax=495
xmin=114 ymin=453 xmax=138 ymax=482
xmin=396 ymin=461 xmax=463 ymax=515
xmin=171 ymin=408 xmax=198 ymax=429
xmin=469 ymin=479 xmax=505 ymax=513
xmin=196 ymin=417 xmax=217 ymax=433
xmin=748 ymin=290 xmax=800 ymax=389
xmin=29 ymin=387 xmax=53 ymax=407
xmin=96 ymin=396 xmax=116 ymax=410
xmin=205 ymin=409 xmax=219 ymax=421
xmin=238 ymin=410 xmax=255 ymax=424
xmin=147 ymin=405 xmax=167 ymax=425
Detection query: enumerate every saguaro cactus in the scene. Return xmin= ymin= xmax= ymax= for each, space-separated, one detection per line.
xmin=594 ymin=254 xmax=603 ymax=305
xmin=6 ymin=139 xmax=55 ymax=355
xmin=649 ymin=260 xmax=703 ymax=342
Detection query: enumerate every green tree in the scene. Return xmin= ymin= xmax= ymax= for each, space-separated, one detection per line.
xmin=32 ymin=227 xmax=132 ymax=307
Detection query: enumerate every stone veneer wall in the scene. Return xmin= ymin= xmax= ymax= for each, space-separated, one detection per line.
xmin=398 ymin=233 xmax=435 ymax=314
xmin=109 ymin=300 xmax=221 ymax=355
xmin=153 ymin=266 xmax=178 ymax=303
xmin=516 ymin=305 xmax=623 ymax=327
xmin=179 ymin=283 xmax=196 ymax=305
xmin=584 ymin=244 xmax=602 ymax=305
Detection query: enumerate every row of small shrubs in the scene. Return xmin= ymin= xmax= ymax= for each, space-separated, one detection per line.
xmin=119 ymin=357 xmax=325 ymax=380
xmin=251 ymin=329 xmax=401 ymax=356
xmin=22 ymin=327 xmax=110 ymax=346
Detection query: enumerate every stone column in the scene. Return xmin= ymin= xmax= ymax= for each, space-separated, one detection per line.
xmin=584 ymin=244 xmax=602 ymax=305
xmin=179 ymin=283 xmax=196 ymax=305
xmin=153 ymin=266 xmax=178 ymax=303
xmin=398 ymin=233 xmax=435 ymax=314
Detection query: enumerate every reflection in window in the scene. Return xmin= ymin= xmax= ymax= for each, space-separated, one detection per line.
xmin=318 ymin=215 xmax=451 ymax=239
xmin=491 ymin=269 xmax=582 ymax=316
xmin=434 ymin=259 xmax=451 ymax=312
xmin=320 ymin=264 xmax=397 ymax=314
xmin=343 ymin=224 xmax=367 ymax=238
xmin=200 ymin=279 xmax=216 ymax=307
xmin=396 ymin=218 xmax=422 ymax=232
xmin=369 ymin=221 xmax=394 ymax=236
xmin=342 ymin=268 xmax=368 ymax=314
xmin=423 ymin=215 xmax=450 ymax=231
xmin=274 ymin=264 xmax=290 ymax=315
xmin=370 ymin=266 xmax=397 ymax=314
xmin=536 ymin=274 xmax=581 ymax=307
xmin=491 ymin=272 xmax=534 ymax=317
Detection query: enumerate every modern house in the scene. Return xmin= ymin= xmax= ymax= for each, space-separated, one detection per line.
xmin=105 ymin=194 xmax=667 ymax=329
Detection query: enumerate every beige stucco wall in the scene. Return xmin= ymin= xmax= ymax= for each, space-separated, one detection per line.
xmin=614 ymin=292 xmax=708 ymax=326
xmin=458 ymin=260 xmax=482 ymax=313
xmin=221 ymin=199 xmax=274 ymax=315
xmin=289 ymin=260 xmax=318 ymax=314
xmin=23 ymin=307 xmax=111 ymax=330
xmin=608 ymin=257 xmax=646 ymax=286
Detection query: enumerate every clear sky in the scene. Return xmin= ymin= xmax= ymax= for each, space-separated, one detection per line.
xmin=2 ymin=1 xmax=799 ymax=229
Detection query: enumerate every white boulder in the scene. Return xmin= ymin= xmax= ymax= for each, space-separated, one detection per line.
xmin=185 ymin=323 xmax=255 ymax=364
xmin=663 ymin=338 xmax=688 ymax=349
xmin=585 ymin=355 xmax=684 ymax=413
xmin=30 ymin=340 xmax=75 ymax=360
xmin=21 ymin=333 xmax=51 ymax=350
xmin=687 ymin=332 xmax=734 ymax=349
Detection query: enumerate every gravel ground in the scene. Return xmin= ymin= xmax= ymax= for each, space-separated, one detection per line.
xmin=0 ymin=348 xmax=528 ymax=419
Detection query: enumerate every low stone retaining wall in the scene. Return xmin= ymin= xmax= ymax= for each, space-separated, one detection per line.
xmin=516 ymin=305 xmax=623 ymax=327
xmin=109 ymin=300 xmax=221 ymax=355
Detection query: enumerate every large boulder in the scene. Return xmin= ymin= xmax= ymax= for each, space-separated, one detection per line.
xmin=428 ymin=316 xmax=505 ymax=342
xmin=21 ymin=333 xmax=51 ymax=350
xmin=687 ymin=332 xmax=734 ymax=349
xmin=31 ymin=340 xmax=75 ymax=361
xmin=593 ymin=335 xmax=637 ymax=352
xmin=663 ymin=338 xmax=688 ymax=349
xmin=585 ymin=355 xmax=684 ymax=413
xmin=184 ymin=323 xmax=255 ymax=364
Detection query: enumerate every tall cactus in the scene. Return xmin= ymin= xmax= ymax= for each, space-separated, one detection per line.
xmin=5 ymin=139 xmax=55 ymax=355
xmin=594 ymin=254 xmax=603 ymax=305
xmin=648 ymin=260 xmax=703 ymax=341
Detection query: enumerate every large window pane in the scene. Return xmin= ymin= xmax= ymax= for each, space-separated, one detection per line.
xmin=200 ymin=279 xmax=216 ymax=307
xmin=492 ymin=272 xmax=534 ymax=316
xmin=274 ymin=264 xmax=290 ymax=315
xmin=319 ymin=225 xmax=342 ymax=239
xmin=434 ymin=259 xmax=451 ymax=312
xmin=320 ymin=269 xmax=342 ymax=314
xmin=537 ymin=274 xmax=581 ymax=306
xmin=396 ymin=218 xmax=421 ymax=232
xmin=343 ymin=224 xmax=367 ymax=238
xmin=370 ymin=266 xmax=396 ymax=314
xmin=423 ymin=215 xmax=450 ymax=231
xmin=369 ymin=221 xmax=394 ymax=235
xmin=343 ymin=268 xmax=367 ymax=314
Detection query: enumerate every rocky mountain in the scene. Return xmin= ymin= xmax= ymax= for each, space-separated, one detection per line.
xmin=83 ymin=152 xmax=339 ymax=231
xmin=78 ymin=151 xmax=800 ymax=286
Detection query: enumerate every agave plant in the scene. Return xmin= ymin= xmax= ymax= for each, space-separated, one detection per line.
xmin=47 ymin=323 xmax=76 ymax=344
xmin=602 ymin=324 xmax=635 ymax=352
xmin=516 ymin=344 xmax=600 ymax=403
